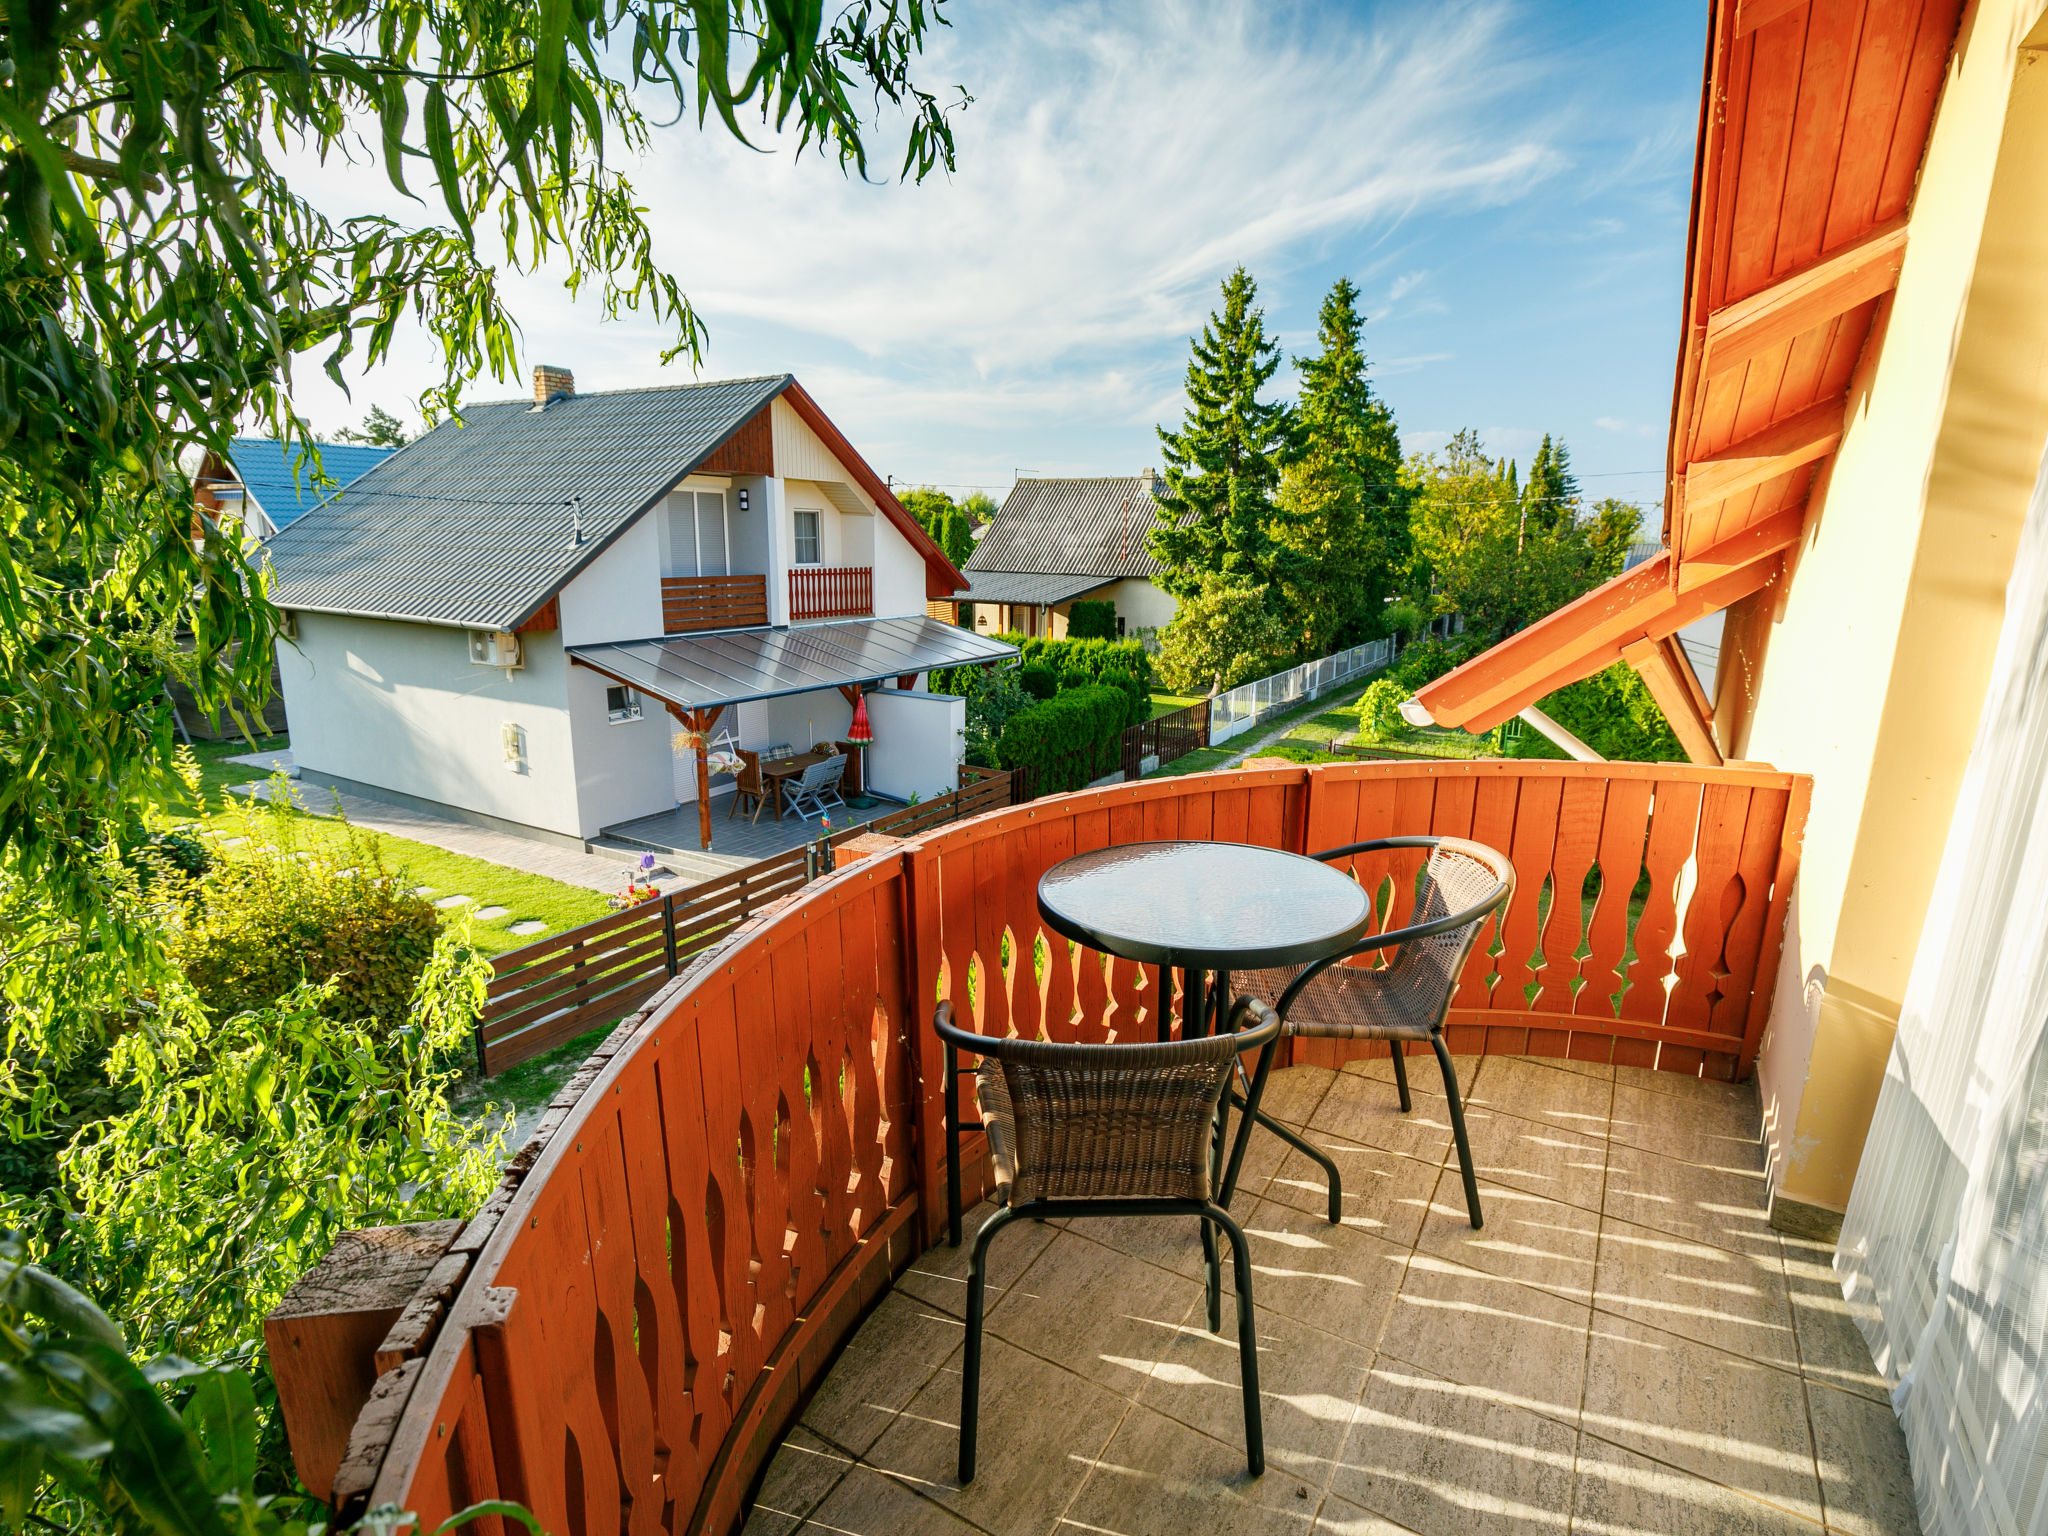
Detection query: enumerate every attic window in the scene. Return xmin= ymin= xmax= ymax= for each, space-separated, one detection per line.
xmin=606 ymin=686 xmax=643 ymax=724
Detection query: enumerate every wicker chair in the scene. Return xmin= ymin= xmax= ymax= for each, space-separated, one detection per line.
xmin=936 ymin=996 xmax=1283 ymax=1483
xmin=1235 ymin=836 xmax=1513 ymax=1231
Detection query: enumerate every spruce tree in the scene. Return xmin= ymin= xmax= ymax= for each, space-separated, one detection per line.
xmin=1522 ymin=435 xmax=1581 ymax=535
xmin=1149 ymin=267 xmax=1292 ymax=599
xmin=1272 ymin=277 xmax=1414 ymax=652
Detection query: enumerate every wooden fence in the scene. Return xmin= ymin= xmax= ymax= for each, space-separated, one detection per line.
xmin=788 ymin=564 xmax=873 ymax=621
xmin=476 ymin=767 xmax=1020 ymax=1074
xmin=660 ymin=574 xmax=769 ymax=633
xmin=1121 ymin=698 xmax=1211 ymax=779
xmin=334 ymin=760 xmax=1810 ymax=1536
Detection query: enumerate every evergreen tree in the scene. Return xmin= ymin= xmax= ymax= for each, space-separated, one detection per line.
xmin=1522 ymin=435 xmax=1581 ymax=536
xmin=1272 ymin=277 xmax=1413 ymax=653
xmin=1149 ymin=268 xmax=1292 ymax=600
xmin=336 ymin=405 xmax=413 ymax=448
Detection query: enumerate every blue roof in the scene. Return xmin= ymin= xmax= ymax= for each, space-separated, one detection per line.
xmin=226 ymin=439 xmax=396 ymax=531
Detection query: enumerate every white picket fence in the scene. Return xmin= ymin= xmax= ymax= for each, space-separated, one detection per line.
xmin=1207 ymin=636 xmax=1397 ymax=746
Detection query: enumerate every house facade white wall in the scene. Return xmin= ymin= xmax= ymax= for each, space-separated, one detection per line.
xmin=280 ymin=614 xmax=589 ymax=841
xmin=558 ymin=515 xmax=664 ymax=647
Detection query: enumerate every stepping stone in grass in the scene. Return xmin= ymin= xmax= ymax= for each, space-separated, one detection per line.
xmin=508 ymin=920 xmax=547 ymax=936
xmin=220 ymin=837 xmax=247 ymax=848
xmin=433 ymin=894 xmax=474 ymax=909
xmin=410 ymin=885 xmax=433 ymax=897
xmin=474 ymin=905 xmax=510 ymax=921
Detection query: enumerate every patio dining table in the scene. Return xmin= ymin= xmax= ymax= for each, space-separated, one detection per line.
xmin=1036 ymin=840 xmax=1374 ymax=1044
xmin=758 ymin=748 xmax=841 ymax=821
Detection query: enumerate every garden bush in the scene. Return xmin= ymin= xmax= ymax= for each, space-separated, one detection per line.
xmin=1017 ymin=663 xmax=1059 ymax=701
xmin=1384 ymin=631 xmax=1491 ymax=692
xmin=996 ymin=684 xmax=1129 ymax=793
xmin=1065 ymin=599 xmax=1118 ymax=640
xmin=1358 ymin=678 xmax=1411 ymax=741
xmin=170 ymin=791 xmax=441 ymax=1031
xmin=1057 ymin=665 xmax=1093 ymax=694
xmin=961 ymin=666 xmax=1032 ymax=767
xmin=1097 ymin=668 xmax=1146 ymax=729
xmin=1013 ymin=635 xmax=1154 ymax=691
xmin=1154 ymin=577 xmax=1293 ymax=695
xmin=1508 ymin=662 xmax=1683 ymax=763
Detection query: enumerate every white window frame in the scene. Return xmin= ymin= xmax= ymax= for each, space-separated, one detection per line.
xmin=792 ymin=508 xmax=821 ymax=565
xmin=605 ymin=685 xmax=644 ymax=724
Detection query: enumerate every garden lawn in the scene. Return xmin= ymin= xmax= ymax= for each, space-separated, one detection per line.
xmin=1147 ymin=691 xmax=1204 ymax=720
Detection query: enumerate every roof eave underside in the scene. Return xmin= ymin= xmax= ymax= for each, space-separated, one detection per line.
xmin=565 ymin=616 xmax=1019 ymax=715
xmin=1416 ymin=0 xmax=1960 ymax=733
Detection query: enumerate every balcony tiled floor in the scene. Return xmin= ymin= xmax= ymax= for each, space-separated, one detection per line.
xmin=743 ymin=1055 xmax=1918 ymax=1536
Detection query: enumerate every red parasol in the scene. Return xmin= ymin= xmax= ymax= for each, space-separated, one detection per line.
xmin=846 ymin=692 xmax=875 ymax=744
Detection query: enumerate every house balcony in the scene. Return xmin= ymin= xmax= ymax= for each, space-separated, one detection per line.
xmin=791 ymin=563 xmax=872 ymax=621
xmin=300 ymin=761 xmax=1908 ymax=1536
xmin=663 ymin=573 xmax=770 ymax=633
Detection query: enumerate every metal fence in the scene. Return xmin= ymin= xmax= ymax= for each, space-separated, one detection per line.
xmin=1121 ymin=699 xmax=1211 ymax=779
xmin=1206 ymin=637 xmax=1396 ymax=745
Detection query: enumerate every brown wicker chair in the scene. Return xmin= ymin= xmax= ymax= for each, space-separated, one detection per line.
xmin=727 ymin=748 xmax=768 ymax=823
xmin=936 ymin=995 xmax=1282 ymax=1482
xmin=1235 ymin=836 xmax=1513 ymax=1231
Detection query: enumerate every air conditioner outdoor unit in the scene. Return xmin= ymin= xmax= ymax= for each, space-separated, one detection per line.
xmin=470 ymin=630 xmax=522 ymax=668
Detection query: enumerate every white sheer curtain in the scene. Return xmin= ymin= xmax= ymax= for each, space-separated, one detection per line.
xmin=1838 ymin=442 xmax=2048 ymax=1536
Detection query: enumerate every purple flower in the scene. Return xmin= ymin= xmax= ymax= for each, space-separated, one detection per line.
xmin=639 ymin=852 xmax=656 ymax=872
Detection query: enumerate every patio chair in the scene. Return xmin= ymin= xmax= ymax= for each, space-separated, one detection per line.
xmin=1234 ymin=837 xmax=1513 ymax=1231
xmin=936 ymin=995 xmax=1282 ymax=1483
xmin=727 ymin=748 xmax=768 ymax=823
xmin=782 ymin=753 xmax=846 ymax=821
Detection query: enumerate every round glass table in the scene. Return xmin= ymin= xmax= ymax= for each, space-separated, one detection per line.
xmin=1037 ymin=840 xmax=1374 ymax=1040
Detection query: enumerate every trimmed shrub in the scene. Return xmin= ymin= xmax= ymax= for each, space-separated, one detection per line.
xmin=1385 ymin=632 xmax=1491 ymax=692
xmin=1065 ymin=599 xmax=1117 ymax=640
xmin=1097 ymin=668 xmax=1145 ymax=729
xmin=996 ymin=684 xmax=1129 ymax=794
xmin=1013 ymin=636 xmax=1154 ymax=692
xmin=1018 ymin=663 xmax=1059 ymax=701
xmin=1056 ymin=665 xmax=1093 ymax=693
xmin=1358 ymin=678 xmax=1411 ymax=742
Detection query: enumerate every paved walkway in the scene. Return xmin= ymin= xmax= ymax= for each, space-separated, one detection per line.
xmin=745 ymin=1055 xmax=1917 ymax=1536
xmin=232 ymin=778 xmax=683 ymax=895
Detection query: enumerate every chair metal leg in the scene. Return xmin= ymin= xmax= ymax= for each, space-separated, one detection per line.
xmin=1389 ymin=1042 xmax=1413 ymax=1112
xmin=960 ymin=1205 xmax=1021 ymax=1484
xmin=945 ymin=1043 xmax=963 ymax=1248
xmin=1200 ymin=1217 xmax=1221 ymax=1332
xmin=1203 ymin=1203 xmax=1265 ymax=1478
xmin=1228 ymin=1091 xmax=1342 ymax=1224
xmin=1431 ymin=1033 xmax=1483 ymax=1229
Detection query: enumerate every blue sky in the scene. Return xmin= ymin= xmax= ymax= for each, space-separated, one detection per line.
xmin=290 ymin=1 xmax=1705 ymax=523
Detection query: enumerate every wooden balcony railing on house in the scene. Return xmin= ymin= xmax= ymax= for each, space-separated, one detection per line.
xmin=789 ymin=563 xmax=872 ymax=621
xmin=662 ymin=573 xmax=768 ymax=633
xmin=297 ymin=759 xmax=1810 ymax=1536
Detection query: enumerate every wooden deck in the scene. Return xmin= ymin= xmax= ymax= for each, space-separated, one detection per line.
xmin=745 ymin=1057 xmax=1914 ymax=1536
xmin=603 ymin=790 xmax=905 ymax=871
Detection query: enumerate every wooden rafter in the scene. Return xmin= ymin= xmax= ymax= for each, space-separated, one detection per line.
xmin=1677 ymin=506 xmax=1808 ymax=592
xmin=1733 ymin=0 xmax=1808 ymax=37
xmin=1702 ymin=217 xmax=1909 ymax=380
xmin=1683 ymin=398 xmax=1845 ymax=509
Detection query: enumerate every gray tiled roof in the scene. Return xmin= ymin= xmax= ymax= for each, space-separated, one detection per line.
xmin=958 ymin=571 xmax=1114 ymax=605
xmin=570 ymin=616 xmax=1018 ymax=712
xmin=264 ymin=375 xmax=791 ymax=629
xmin=964 ymin=476 xmax=1173 ymax=580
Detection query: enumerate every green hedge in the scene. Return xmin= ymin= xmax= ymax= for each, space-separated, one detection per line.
xmin=1013 ymin=635 xmax=1154 ymax=691
xmin=1508 ymin=663 xmax=1683 ymax=763
xmin=1096 ymin=668 xmax=1145 ymax=729
xmin=1018 ymin=663 xmax=1058 ymax=700
xmin=996 ymin=684 xmax=1129 ymax=794
xmin=1065 ymin=599 xmax=1117 ymax=640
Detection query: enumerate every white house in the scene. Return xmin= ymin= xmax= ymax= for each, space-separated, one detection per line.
xmin=265 ymin=368 xmax=1014 ymax=852
xmin=952 ymin=473 xmax=1183 ymax=640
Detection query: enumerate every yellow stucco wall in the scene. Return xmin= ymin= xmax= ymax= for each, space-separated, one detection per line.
xmin=1749 ymin=0 xmax=2048 ymax=1217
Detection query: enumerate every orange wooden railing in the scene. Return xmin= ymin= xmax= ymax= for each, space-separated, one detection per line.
xmin=788 ymin=564 xmax=871 ymax=621
xmin=662 ymin=574 xmax=768 ymax=633
xmin=338 ymin=760 xmax=1808 ymax=1536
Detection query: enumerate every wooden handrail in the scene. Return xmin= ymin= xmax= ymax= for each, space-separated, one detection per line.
xmin=327 ymin=759 xmax=1809 ymax=1536
xmin=663 ymin=573 xmax=768 ymax=633
xmin=789 ymin=564 xmax=872 ymax=620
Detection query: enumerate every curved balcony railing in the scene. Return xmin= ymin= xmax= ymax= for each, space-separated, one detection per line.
xmin=330 ymin=759 xmax=1809 ymax=1536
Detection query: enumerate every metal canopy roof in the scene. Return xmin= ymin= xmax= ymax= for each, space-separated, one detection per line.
xmin=958 ymin=571 xmax=1111 ymax=605
xmin=568 ymin=616 xmax=1019 ymax=714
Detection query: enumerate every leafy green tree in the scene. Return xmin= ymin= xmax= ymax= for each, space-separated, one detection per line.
xmin=898 ymin=487 xmax=956 ymax=537
xmin=1154 ymin=575 xmax=1294 ymax=695
xmin=1586 ymin=498 xmax=1644 ymax=580
xmin=1149 ymin=268 xmax=1292 ymax=599
xmin=961 ymin=491 xmax=999 ymax=525
xmin=335 ymin=406 xmax=414 ymax=448
xmin=1272 ymin=278 xmax=1412 ymax=654
xmin=0 ymin=0 xmax=963 ymax=933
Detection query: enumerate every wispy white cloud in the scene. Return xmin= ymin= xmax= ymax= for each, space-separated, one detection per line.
xmin=1595 ymin=415 xmax=1657 ymax=437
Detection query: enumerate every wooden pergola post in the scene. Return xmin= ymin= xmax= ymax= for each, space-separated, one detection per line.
xmin=666 ymin=702 xmax=727 ymax=849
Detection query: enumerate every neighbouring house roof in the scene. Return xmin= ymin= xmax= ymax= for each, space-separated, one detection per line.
xmin=568 ymin=616 xmax=1018 ymax=714
xmin=216 ymin=439 xmax=395 ymax=532
xmin=958 ymin=571 xmax=1113 ymax=606
xmin=965 ymin=476 xmax=1173 ymax=580
xmin=263 ymin=376 xmax=968 ymax=631
xmin=1413 ymin=0 xmax=1963 ymax=739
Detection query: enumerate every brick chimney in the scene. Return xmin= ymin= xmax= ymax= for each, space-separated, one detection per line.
xmin=532 ymin=364 xmax=574 ymax=408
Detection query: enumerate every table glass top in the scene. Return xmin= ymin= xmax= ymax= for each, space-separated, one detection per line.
xmin=1037 ymin=840 xmax=1372 ymax=969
